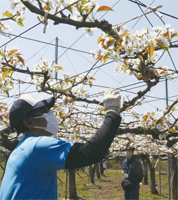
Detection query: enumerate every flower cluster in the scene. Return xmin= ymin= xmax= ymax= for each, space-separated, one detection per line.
xmin=93 ymin=24 xmax=177 ymax=80
xmin=0 ymin=102 xmax=9 ymax=128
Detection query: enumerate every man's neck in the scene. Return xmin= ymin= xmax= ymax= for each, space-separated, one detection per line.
xmin=26 ymin=129 xmax=52 ymax=137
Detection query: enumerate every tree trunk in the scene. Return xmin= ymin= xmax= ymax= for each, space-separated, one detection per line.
xmin=89 ymin=165 xmax=94 ymax=184
xmin=68 ymin=169 xmax=77 ymax=199
xmin=142 ymin=155 xmax=158 ymax=194
xmin=100 ymin=161 xmax=104 ymax=175
xmin=142 ymin=159 xmax=148 ymax=185
xmin=171 ymin=155 xmax=178 ymax=200
xmin=94 ymin=163 xmax=100 ymax=179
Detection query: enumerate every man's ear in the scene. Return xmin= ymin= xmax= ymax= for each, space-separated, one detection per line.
xmin=23 ymin=118 xmax=34 ymax=129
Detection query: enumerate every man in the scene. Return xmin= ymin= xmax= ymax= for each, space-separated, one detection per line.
xmin=0 ymin=88 xmax=121 ymax=200
xmin=121 ymin=147 xmax=144 ymax=200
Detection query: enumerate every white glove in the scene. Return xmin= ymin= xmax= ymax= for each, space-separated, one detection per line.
xmin=103 ymin=88 xmax=121 ymax=114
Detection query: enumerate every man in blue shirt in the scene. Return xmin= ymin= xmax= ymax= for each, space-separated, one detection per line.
xmin=0 ymin=88 xmax=122 ymax=200
xmin=121 ymin=147 xmax=144 ymax=200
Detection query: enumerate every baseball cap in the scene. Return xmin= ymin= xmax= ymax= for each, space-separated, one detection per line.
xmin=126 ymin=147 xmax=135 ymax=151
xmin=9 ymin=94 xmax=55 ymax=129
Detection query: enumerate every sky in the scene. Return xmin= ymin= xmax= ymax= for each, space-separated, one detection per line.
xmin=0 ymin=0 xmax=178 ymax=121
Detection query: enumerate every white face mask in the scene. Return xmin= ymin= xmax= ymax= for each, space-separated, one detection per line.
xmin=126 ymin=152 xmax=133 ymax=159
xmin=33 ymin=110 xmax=59 ymax=135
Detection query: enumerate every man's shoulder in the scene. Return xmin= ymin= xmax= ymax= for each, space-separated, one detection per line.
xmin=133 ymin=156 xmax=141 ymax=164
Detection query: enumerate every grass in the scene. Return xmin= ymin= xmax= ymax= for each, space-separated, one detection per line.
xmin=57 ymin=169 xmax=169 ymax=200
xmin=0 ymin=161 xmax=169 ymax=200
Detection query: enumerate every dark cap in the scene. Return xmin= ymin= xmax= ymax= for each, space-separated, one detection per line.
xmin=9 ymin=94 xmax=55 ymax=129
xmin=126 ymin=147 xmax=135 ymax=151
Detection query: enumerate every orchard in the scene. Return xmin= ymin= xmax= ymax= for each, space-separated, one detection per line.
xmin=0 ymin=0 xmax=178 ymax=199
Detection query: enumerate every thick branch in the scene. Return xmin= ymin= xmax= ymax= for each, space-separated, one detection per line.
xmin=117 ymin=127 xmax=159 ymax=139
xmin=43 ymin=87 xmax=102 ymax=105
xmin=2 ymin=61 xmax=46 ymax=76
xmin=20 ymin=0 xmax=120 ymax=40
xmin=0 ymin=126 xmax=12 ymax=135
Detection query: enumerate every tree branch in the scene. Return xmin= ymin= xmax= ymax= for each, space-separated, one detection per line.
xmin=120 ymin=77 xmax=159 ymax=113
xmin=156 ymin=98 xmax=178 ymax=124
xmin=20 ymin=0 xmax=120 ymax=40
xmin=117 ymin=127 xmax=160 ymax=139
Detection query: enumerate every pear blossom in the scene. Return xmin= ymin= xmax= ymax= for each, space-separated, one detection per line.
xmin=83 ymin=28 xmax=96 ymax=37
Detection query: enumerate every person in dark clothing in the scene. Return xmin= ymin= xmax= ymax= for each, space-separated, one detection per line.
xmin=121 ymin=147 xmax=143 ymax=200
xmin=0 ymin=88 xmax=122 ymax=200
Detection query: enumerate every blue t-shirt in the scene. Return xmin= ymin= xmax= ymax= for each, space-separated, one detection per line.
xmin=0 ymin=134 xmax=73 ymax=200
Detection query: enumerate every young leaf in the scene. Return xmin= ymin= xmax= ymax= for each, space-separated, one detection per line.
xmin=106 ymin=39 xmax=115 ymax=48
xmin=149 ymin=45 xmax=154 ymax=58
xmin=155 ymin=38 xmax=169 ymax=51
xmin=89 ymin=80 xmax=92 ymax=87
xmin=117 ymin=26 xmax=121 ymax=32
xmin=97 ymin=6 xmax=114 ymax=12
xmin=95 ymin=55 xmax=103 ymax=62
xmin=156 ymin=41 xmax=169 ymax=51
xmin=120 ymin=33 xmax=131 ymax=39
xmin=55 ymin=66 xmax=63 ymax=70
xmin=171 ymin=32 xmax=178 ymax=38
xmin=97 ymin=34 xmax=103 ymax=44
xmin=2 ymin=70 xmax=8 ymax=79
xmin=136 ymin=74 xmax=143 ymax=79
xmin=103 ymin=56 xmax=109 ymax=64
xmin=17 ymin=55 xmax=25 ymax=65
xmin=81 ymin=0 xmax=87 ymax=5
xmin=161 ymin=31 xmax=169 ymax=38
xmin=89 ymin=77 xmax=95 ymax=80
xmin=10 ymin=83 xmax=14 ymax=88
xmin=114 ymin=46 xmax=124 ymax=50
xmin=160 ymin=70 xmax=166 ymax=74
xmin=43 ymin=6 xmax=51 ymax=12
xmin=9 ymin=49 xmax=18 ymax=55
xmin=142 ymin=115 xmax=148 ymax=122
xmin=67 ymin=7 xmax=73 ymax=14
xmin=17 ymin=20 xmax=24 ymax=27
xmin=3 ymin=11 xmax=13 ymax=18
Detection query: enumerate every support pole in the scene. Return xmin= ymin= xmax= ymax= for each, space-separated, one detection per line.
xmin=65 ymin=170 xmax=68 ymax=200
xmin=177 ymin=157 xmax=178 ymax=199
xmin=159 ymin=155 xmax=161 ymax=195
xmin=165 ymin=78 xmax=171 ymax=200
xmin=55 ymin=37 xmax=58 ymax=79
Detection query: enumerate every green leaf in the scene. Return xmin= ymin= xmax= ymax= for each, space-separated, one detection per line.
xmin=171 ymin=32 xmax=178 ymax=38
xmin=81 ymin=0 xmax=87 ymax=6
xmin=89 ymin=80 xmax=92 ymax=87
xmin=2 ymin=69 xmax=14 ymax=79
xmin=17 ymin=20 xmax=24 ymax=27
xmin=67 ymin=6 xmax=73 ymax=14
xmin=3 ymin=11 xmax=13 ymax=18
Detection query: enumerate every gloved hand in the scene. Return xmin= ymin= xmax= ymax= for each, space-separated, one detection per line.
xmin=103 ymin=88 xmax=121 ymax=114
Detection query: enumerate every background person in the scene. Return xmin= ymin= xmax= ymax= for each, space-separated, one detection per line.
xmin=0 ymin=88 xmax=121 ymax=200
xmin=121 ymin=147 xmax=144 ymax=200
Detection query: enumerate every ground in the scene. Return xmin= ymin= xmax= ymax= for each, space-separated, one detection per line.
xmin=0 ymin=161 xmax=169 ymax=200
xmin=57 ymin=169 xmax=168 ymax=200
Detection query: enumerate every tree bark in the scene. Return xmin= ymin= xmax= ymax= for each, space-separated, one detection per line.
xmin=100 ymin=161 xmax=104 ymax=175
xmin=68 ymin=169 xmax=77 ymax=199
xmin=171 ymin=155 xmax=178 ymax=200
xmin=141 ymin=155 xmax=158 ymax=194
xmin=141 ymin=158 xmax=148 ymax=185
xmin=89 ymin=165 xmax=94 ymax=184
xmin=94 ymin=163 xmax=100 ymax=179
